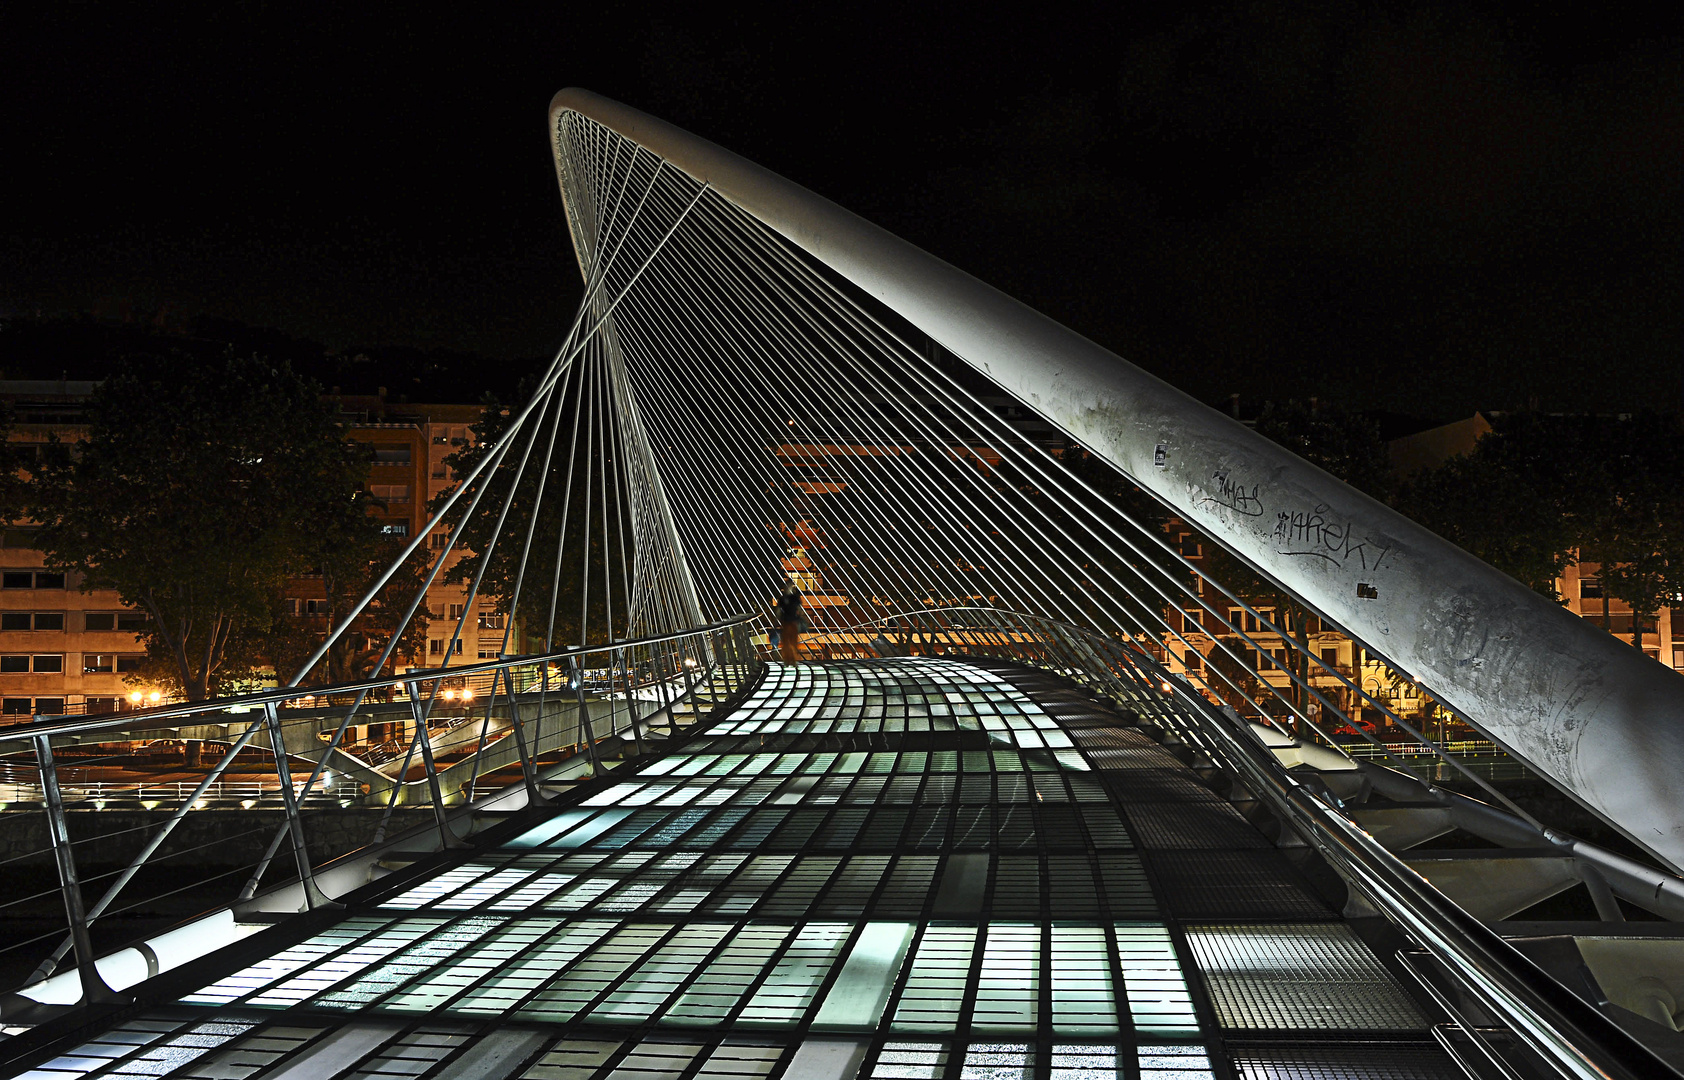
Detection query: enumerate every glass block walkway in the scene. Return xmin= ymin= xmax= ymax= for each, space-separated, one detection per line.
xmin=10 ymin=659 xmax=1464 ymax=1080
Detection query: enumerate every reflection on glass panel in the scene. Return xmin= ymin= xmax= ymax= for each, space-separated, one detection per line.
xmin=1051 ymin=1044 xmax=1122 ymax=1080
xmin=892 ymin=926 xmax=977 ymax=1032
xmin=974 ymin=924 xmax=1040 ymax=1032
xmin=668 ymin=924 xmax=793 ymax=1025
xmin=1051 ymin=926 xmax=1118 ymax=1034
xmin=869 ymin=1042 xmax=950 ymax=1079
xmin=1114 ymin=925 xmax=1200 ymax=1036
xmin=737 ymin=922 xmax=852 ymax=1025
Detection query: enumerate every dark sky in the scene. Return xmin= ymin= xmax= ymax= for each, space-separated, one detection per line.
xmin=3 ymin=4 xmax=1679 ymax=419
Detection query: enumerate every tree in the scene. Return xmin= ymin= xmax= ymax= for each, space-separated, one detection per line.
xmin=26 ymin=348 xmax=370 ymax=699
xmin=267 ymin=521 xmax=434 ymax=688
xmin=1396 ymin=412 xmax=1588 ymax=598
xmin=1398 ymin=411 xmax=1684 ymax=656
xmin=1254 ymin=399 xmax=1392 ymax=501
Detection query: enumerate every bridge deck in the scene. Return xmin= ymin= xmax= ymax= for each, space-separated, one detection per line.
xmin=8 ymin=659 xmax=1461 ymax=1080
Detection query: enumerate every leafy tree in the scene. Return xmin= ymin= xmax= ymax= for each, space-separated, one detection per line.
xmin=0 ymin=400 xmax=21 ymax=523
xmin=26 ymin=349 xmax=370 ymax=699
xmin=1254 ymin=399 xmax=1392 ymax=501
xmin=1398 ymin=412 xmax=1684 ymax=655
xmin=1395 ymin=412 xmax=1588 ymax=597
xmin=268 ymin=527 xmax=434 ymax=687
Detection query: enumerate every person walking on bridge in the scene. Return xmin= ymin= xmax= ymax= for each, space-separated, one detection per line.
xmin=775 ymin=583 xmax=805 ymax=663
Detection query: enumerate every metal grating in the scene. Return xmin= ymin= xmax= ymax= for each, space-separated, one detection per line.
xmin=1103 ymin=771 xmax=1225 ymax=804
xmin=1186 ymin=924 xmax=1428 ymax=1032
xmin=1122 ymin=802 xmax=1272 ymax=851
xmin=1227 ymin=1042 xmax=1463 ymax=1079
xmin=1146 ymin=852 xmax=1335 ymax=921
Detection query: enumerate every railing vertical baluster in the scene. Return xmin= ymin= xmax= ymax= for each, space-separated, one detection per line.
xmin=620 ymin=646 xmax=644 ymax=758
xmin=261 ymin=704 xmax=334 ymax=908
xmin=573 ymin=657 xmax=600 ymax=774
xmin=404 ymin=682 xmax=469 ymax=850
xmin=33 ymin=734 xmax=123 ymax=1004
xmin=496 ymin=662 xmax=543 ymax=804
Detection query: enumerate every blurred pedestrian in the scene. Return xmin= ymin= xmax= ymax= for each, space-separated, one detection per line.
xmin=776 ymin=583 xmax=804 ymax=663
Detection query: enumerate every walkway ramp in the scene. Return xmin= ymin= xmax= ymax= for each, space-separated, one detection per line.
xmin=0 ymin=659 xmax=1461 ymax=1080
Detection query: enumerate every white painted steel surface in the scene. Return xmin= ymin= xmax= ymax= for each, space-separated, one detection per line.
xmin=549 ymin=87 xmax=1684 ymax=870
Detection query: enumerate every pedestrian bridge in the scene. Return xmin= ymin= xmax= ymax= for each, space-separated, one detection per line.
xmin=2 ymin=90 xmax=1684 ymax=1079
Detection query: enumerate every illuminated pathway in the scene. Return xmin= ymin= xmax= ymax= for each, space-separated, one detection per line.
xmin=10 ymin=660 xmax=1458 ymax=1080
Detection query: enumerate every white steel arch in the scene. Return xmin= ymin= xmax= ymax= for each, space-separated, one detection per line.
xmin=549 ymin=87 xmax=1684 ymax=871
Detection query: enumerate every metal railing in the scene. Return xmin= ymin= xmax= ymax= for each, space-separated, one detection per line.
xmin=864 ymin=605 xmax=1681 ymax=1080
xmin=0 ymin=614 xmax=761 ymax=1013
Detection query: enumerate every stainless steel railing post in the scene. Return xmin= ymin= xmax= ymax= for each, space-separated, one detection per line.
xmin=33 ymin=734 xmax=124 ymax=1005
xmin=572 ymin=657 xmax=601 ymax=774
xmin=404 ymin=683 xmax=469 ymax=850
xmin=260 ymin=704 xmax=336 ymax=909
xmin=492 ymin=662 xmax=543 ymax=805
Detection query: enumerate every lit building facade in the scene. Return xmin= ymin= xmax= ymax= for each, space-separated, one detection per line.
xmin=1 ymin=382 xmax=503 ymax=715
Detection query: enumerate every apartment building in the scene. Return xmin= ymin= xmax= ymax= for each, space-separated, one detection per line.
xmin=276 ymin=395 xmax=514 ymax=679
xmin=0 ymin=380 xmax=151 ymax=716
xmin=1 ymin=382 xmax=506 ymax=715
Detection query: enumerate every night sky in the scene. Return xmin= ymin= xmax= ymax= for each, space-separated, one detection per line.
xmin=3 ymin=4 xmax=1679 ymax=420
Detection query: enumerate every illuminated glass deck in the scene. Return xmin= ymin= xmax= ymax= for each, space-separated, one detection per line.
xmin=11 ymin=659 xmax=1460 ymax=1080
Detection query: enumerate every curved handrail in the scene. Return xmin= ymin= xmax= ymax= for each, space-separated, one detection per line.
xmin=0 ymin=613 xmax=757 ymax=747
xmin=906 ymin=604 xmax=1678 ymax=1079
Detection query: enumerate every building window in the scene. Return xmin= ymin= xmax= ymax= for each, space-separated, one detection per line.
xmin=478 ymin=613 xmax=505 ymax=630
xmin=429 ymin=639 xmax=443 ymax=655
xmin=34 ymin=697 xmax=64 ymax=714
xmin=32 ymin=655 xmax=63 ymax=673
xmin=118 ymin=612 xmax=147 ymax=631
xmin=430 ymin=531 xmax=451 ymax=550
xmin=478 ymin=649 xmax=501 ymax=660
xmin=2 ymin=572 xmax=33 ymax=589
xmin=0 ymin=656 xmax=28 ymax=673
xmin=0 ymin=613 xmax=28 ymax=631
xmin=2 ymin=698 xmax=31 ymax=714
xmin=85 ymin=612 xmax=115 ymax=631
xmin=116 ymin=655 xmax=146 ymax=673
xmin=1580 ymin=576 xmax=1604 ymax=599
xmin=33 ymin=572 xmax=65 ymax=589
xmin=370 ymin=444 xmax=412 ymax=464
xmin=432 ymin=434 xmax=449 ymax=444
xmin=85 ymin=654 xmax=115 ymax=674
xmin=448 ymin=604 xmax=466 ymax=620
xmin=381 ymin=523 xmax=409 ymax=536
xmin=85 ymin=697 xmax=117 ymax=715
xmin=1 ymin=527 xmax=40 ymax=549
xmin=32 ymin=613 xmax=64 ymax=631
xmin=304 ymin=599 xmax=330 ymax=615
xmin=369 ymin=483 xmax=412 ymax=504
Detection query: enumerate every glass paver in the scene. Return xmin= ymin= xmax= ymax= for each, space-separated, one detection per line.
xmin=10 ymin=658 xmax=1440 ymax=1080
